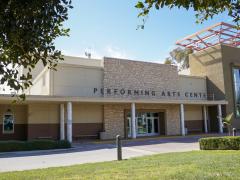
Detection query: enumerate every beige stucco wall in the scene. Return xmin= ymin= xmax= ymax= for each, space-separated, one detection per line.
xmin=25 ymin=56 xmax=103 ymax=96
xmin=179 ymin=75 xmax=207 ymax=99
xmin=189 ymin=44 xmax=240 ymax=128
xmin=22 ymin=61 xmax=45 ymax=81
xmin=60 ymin=56 xmax=103 ymax=67
xmin=73 ymin=104 xmax=103 ymax=123
xmin=101 ymin=103 xmax=180 ymax=139
xmin=27 ymin=103 xmax=103 ymax=124
xmin=221 ymin=45 xmax=240 ymax=127
xmin=189 ymin=45 xmax=225 ymax=100
xmin=185 ymin=105 xmax=203 ymax=121
xmin=27 ymin=68 xmax=51 ymax=95
xmin=28 ymin=104 xmax=59 ymax=124
xmin=0 ymin=105 xmax=27 ymax=124
xmin=52 ymin=64 xmax=103 ymax=97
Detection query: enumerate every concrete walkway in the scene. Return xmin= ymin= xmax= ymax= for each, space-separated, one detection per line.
xmin=0 ymin=135 xmax=211 ymax=172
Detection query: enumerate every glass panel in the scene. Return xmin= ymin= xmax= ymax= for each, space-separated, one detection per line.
xmin=153 ymin=113 xmax=158 ymax=117
xmin=3 ymin=114 xmax=14 ymax=133
xmin=127 ymin=117 xmax=131 ymax=137
xmin=154 ymin=118 xmax=159 ymax=133
xmin=147 ymin=118 xmax=153 ymax=133
xmin=233 ymin=68 xmax=240 ymax=117
xmin=137 ymin=117 xmax=147 ymax=134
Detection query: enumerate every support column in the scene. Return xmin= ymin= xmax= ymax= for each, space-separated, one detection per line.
xmin=217 ymin=104 xmax=223 ymax=133
xmin=60 ymin=104 xmax=65 ymax=140
xmin=180 ymin=104 xmax=185 ymax=136
xmin=67 ymin=102 xmax=73 ymax=143
xmin=203 ymin=105 xmax=208 ymax=133
xmin=131 ymin=102 xmax=136 ymax=139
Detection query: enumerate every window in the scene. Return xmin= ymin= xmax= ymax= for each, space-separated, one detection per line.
xmin=3 ymin=109 xmax=14 ymax=134
xmin=233 ymin=68 xmax=240 ymax=117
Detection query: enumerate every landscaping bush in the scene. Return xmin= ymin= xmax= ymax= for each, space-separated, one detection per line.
xmin=199 ymin=136 xmax=240 ymax=150
xmin=0 ymin=140 xmax=71 ymax=152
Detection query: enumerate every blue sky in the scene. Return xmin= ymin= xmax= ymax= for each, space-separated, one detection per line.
xmin=55 ymin=1 xmax=230 ymax=63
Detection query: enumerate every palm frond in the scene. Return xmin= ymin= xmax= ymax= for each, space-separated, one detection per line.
xmin=223 ymin=113 xmax=233 ymax=125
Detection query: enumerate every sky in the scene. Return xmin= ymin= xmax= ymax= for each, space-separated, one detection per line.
xmin=55 ymin=1 xmax=231 ymax=63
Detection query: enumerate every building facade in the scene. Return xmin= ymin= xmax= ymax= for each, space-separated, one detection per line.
xmin=3 ymin=43 xmax=240 ymax=141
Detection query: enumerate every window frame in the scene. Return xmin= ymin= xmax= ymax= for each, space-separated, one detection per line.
xmin=232 ymin=66 xmax=240 ymax=118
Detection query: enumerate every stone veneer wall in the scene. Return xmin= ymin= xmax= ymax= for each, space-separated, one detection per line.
xmin=102 ymin=104 xmax=126 ymax=139
xmin=103 ymin=57 xmax=179 ymax=99
xmin=101 ymin=103 xmax=180 ymax=140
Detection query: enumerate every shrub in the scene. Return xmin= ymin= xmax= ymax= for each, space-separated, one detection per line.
xmin=56 ymin=139 xmax=71 ymax=148
xmin=199 ymin=136 xmax=240 ymax=150
xmin=0 ymin=140 xmax=71 ymax=152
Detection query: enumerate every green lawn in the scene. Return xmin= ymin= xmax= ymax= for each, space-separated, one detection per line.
xmin=1 ymin=151 xmax=240 ymax=180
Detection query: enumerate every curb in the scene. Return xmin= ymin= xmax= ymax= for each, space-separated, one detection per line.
xmin=92 ymin=133 xmax=222 ymax=144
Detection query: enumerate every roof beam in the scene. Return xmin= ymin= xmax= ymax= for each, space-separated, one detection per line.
xmin=176 ymin=22 xmax=240 ymax=51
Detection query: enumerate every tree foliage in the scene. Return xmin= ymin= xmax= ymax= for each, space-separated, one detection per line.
xmin=164 ymin=47 xmax=193 ymax=70
xmin=0 ymin=0 xmax=72 ymax=100
xmin=135 ymin=0 xmax=240 ymax=29
xmin=164 ymin=57 xmax=174 ymax=65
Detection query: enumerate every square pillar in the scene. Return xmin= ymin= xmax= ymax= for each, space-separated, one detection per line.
xmin=203 ymin=105 xmax=208 ymax=133
xmin=217 ymin=104 xmax=223 ymax=133
xmin=67 ymin=102 xmax=73 ymax=143
xmin=131 ymin=102 xmax=136 ymax=139
xmin=60 ymin=104 xmax=65 ymax=140
xmin=180 ymin=104 xmax=185 ymax=136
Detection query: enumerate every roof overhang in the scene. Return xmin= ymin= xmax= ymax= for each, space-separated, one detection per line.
xmin=0 ymin=94 xmax=228 ymax=105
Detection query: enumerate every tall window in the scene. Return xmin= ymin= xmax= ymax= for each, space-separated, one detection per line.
xmin=3 ymin=109 xmax=14 ymax=134
xmin=233 ymin=68 xmax=240 ymax=117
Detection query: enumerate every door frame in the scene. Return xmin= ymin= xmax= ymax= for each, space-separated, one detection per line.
xmin=124 ymin=109 xmax=166 ymax=138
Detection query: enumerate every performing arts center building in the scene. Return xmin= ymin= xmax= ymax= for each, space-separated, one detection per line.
xmin=0 ymin=22 xmax=239 ymax=142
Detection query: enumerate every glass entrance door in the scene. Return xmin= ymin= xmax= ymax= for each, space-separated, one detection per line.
xmin=127 ymin=112 xmax=159 ymax=137
xmin=137 ymin=116 xmax=147 ymax=135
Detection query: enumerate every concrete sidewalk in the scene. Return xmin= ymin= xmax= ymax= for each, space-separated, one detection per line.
xmin=0 ymin=135 xmax=208 ymax=172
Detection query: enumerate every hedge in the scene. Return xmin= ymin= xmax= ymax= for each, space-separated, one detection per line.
xmin=199 ymin=136 xmax=240 ymax=150
xmin=0 ymin=140 xmax=71 ymax=152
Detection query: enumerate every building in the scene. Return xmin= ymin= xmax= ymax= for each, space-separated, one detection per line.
xmin=0 ymin=22 xmax=239 ymax=142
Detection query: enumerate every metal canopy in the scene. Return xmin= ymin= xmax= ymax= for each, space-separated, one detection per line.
xmin=176 ymin=22 xmax=240 ymax=51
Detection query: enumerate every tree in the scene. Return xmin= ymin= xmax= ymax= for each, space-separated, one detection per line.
xmin=222 ymin=113 xmax=233 ymax=136
xmin=0 ymin=0 xmax=72 ymax=100
xmin=135 ymin=0 xmax=240 ymax=29
xmin=164 ymin=47 xmax=193 ymax=70
xmin=164 ymin=57 xmax=174 ymax=65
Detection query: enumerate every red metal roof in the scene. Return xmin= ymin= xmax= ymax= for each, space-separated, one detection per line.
xmin=176 ymin=22 xmax=240 ymax=51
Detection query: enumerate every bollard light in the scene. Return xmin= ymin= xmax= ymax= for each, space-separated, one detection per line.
xmin=116 ymin=135 xmax=122 ymax=161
